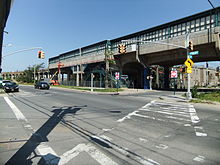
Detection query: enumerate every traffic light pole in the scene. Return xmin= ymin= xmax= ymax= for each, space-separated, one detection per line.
xmin=122 ymin=32 xmax=193 ymax=100
xmin=186 ymin=30 xmax=192 ymax=100
xmin=3 ymin=47 xmax=43 ymax=58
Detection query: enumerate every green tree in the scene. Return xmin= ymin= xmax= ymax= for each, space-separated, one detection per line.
xmin=105 ymin=40 xmax=116 ymax=88
xmin=16 ymin=63 xmax=44 ymax=83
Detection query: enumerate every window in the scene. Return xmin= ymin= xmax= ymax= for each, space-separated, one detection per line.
xmin=182 ymin=23 xmax=186 ymax=31
xmin=174 ymin=25 xmax=177 ymax=33
xmin=186 ymin=22 xmax=190 ymax=31
xmin=206 ymin=16 xmax=210 ymax=24
xmin=201 ymin=17 xmax=205 ymax=26
xmin=190 ymin=20 xmax=195 ymax=32
xmin=196 ymin=19 xmax=200 ymax=27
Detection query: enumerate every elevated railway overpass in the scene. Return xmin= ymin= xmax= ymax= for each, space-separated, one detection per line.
xmin=49 ymin=7 xmax=220 ymax=89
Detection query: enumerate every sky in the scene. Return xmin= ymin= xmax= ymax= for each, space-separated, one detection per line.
xmin=2 ymin=0 xmax=220 ymax=72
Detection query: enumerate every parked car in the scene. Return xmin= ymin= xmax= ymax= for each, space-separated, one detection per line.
xmin=3 ymin=82 xmax=19 ymax=92
xmin=2 ymin=80 xmax=11 ymax=86
xmin=34 ymin=81 xmax=50 ymax=90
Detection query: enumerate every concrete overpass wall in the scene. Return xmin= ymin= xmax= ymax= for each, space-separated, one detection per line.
xmin=49 ymin=52 xmax=105 ymax=69
xmin=49 ymin=7 xmax=220 ymax=70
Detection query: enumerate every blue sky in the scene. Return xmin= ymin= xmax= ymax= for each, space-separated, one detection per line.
xmin=2 ymin=0 xmax=220 ymax=72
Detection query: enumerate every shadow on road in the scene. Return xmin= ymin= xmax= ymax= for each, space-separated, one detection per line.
xmin=5 ymin=106 xmax=82 ymax=165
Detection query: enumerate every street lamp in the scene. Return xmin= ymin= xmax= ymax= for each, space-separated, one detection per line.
xmin=2 ymin=47 xmax=44 ymax=84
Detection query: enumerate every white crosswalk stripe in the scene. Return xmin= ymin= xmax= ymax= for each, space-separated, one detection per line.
xmin=119 ymin=100 xmax=192 ymax=125
xmin=118 ymin=100 xmax=207 ymax=137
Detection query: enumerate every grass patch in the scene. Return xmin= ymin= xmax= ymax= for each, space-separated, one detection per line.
xmin=19 ymin=82 xmax=34 ymax=86
xmin=190 ymin=99 xmax=213 ymax=104
xmin=196 ymin=92 xmax=220 ymax=102
xmin=190 ymin=91 xmax=220 ymax=103
xmin=93 ymin=88 xmax=123 ymax=92
xmin=53 ymin=85 xmax=123 ymax=92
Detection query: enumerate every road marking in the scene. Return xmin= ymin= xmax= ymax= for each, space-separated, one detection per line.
xmin=165 ymin=115 xmax=191 ymax=122
xmin=117 ymin=101 xmax=155 ymax=122
xmin=140 ymin=109 xmax=189 ymax=117
xmin=155 ymin=144 xmax=168 ymax=150
xmin=118 ymin=100 xmax=190 ymax=124
xmin=117 ymin=110 xmax=139 ymax=122
xmin=99 ymin=135 xmax=112 ymax=142
xmin=4 ymin=97 xmax=59 ymax=164
xmin=139 ymin=137 xmax=148 ymax=143
xmin=188 ymin=104 xmax=207 ymax=137
xmin=4 ymin=97 xmax=27 ymax=122
xmin=58 ymin=143 xmax=118 ymax=165
xmin=118 ymin=100 xmax=207 ymax=137
xmin=193 ymin=155 xmax=205 ymax=163
xmin=4 ymin=97 xmax=118 ymax=165
xmin=188 ymin=105 xmax=200 ymax=124
xmin=91 ymin=136 xmax=160 ymax=165
xmin=102 ymin=128 xmax=114 ymax=132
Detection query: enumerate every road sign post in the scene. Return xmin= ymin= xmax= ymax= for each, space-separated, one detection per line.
xmin=186 ymin=31 xmax=192 ymax=100
xmin=91 ymin=73 xmax=94 ymax=92
xmin=170 ymin=69 xmax=178 ymax=95
xmin=115 ymin=72 xmax=120 ymax=94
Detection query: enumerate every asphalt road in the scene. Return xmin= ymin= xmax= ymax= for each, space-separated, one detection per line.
xmin=0 ymin=85 xmax=220 ymax=165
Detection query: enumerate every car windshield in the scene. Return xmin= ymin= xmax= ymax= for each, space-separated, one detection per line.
xmin=5 ymin=82 xmax=17 ymax=86
xmin=3 ymin=80 xmax=11 ymax=83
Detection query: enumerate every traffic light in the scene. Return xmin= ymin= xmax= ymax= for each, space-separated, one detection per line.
xmin=38 ymin=51 xmax=42 ymax=58
xmin=188 ymin=41 xmax=193 ymax=51
xmin=38 ymin=51 xmax=45 ymax=59
xmin=118 ymin=44 xmax=126 ymax=54
xmin=41 ymin=51 xmax=45 ymax=59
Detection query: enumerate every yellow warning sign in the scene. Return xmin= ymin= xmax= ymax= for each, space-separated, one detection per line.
xmin=184 ymin=58 xmax=194 ymax=68
xmin=187 ymin=67 xmax=192 ymax=73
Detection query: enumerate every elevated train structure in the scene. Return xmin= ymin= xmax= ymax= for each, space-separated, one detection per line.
xmin=49 ymin=7 xmax=220 ymax=88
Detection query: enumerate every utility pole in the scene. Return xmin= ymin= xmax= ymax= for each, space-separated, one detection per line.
xmin=186 ymin=30 xmax=192 ymax=100
xmin=80 ymin=48 xmax=83 ymax=85
xmin=57 ymin=62 xmax=64 ymax=84
xmin=105 ymin=40 xmax=111 ymax=88
xmin=34 ymin=64 xmax=36 ymax=84
xmin=91 ymin=73 xmax=94 ymax=92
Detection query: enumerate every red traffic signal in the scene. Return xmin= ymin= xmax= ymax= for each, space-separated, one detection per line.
xmin=38 ymin=51 xmax=45 ymax=59
xmin=38 ymin=51 xmax=41 ymax=58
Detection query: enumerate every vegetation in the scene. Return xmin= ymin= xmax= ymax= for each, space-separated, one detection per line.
xmin=196 ymin=92 xmax=220 ymax=102
xmin=191 ymin=85 xmax=220 ymax=103
xmin=190 ymin=85 xmax=220 ymax=103
xmin=191 ymin=86 xmax=198 ymax=98
xmin=15 ymin=63 xmax=44 ymax=83
xmin=54 ymin=85 xmax=123 ymax=92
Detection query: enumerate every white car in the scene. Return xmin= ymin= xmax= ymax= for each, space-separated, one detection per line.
xmin=2 ymin=80 xmax=11 ymax=86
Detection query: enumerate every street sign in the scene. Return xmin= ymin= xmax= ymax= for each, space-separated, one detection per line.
xmin=189 ymin=51 xmax=199 ymax=56
xmin=184 ymin=58 xmax=194 ymax=68
xmin=170 ymin=70 xmax=178 ymax=78
xmin=121 ymin=75 xmax=128 ymax=80
xmin=115 ymin=72 xmax=120 ymax=80
xmin=187 ymin=67 xmax=192 ymax=73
